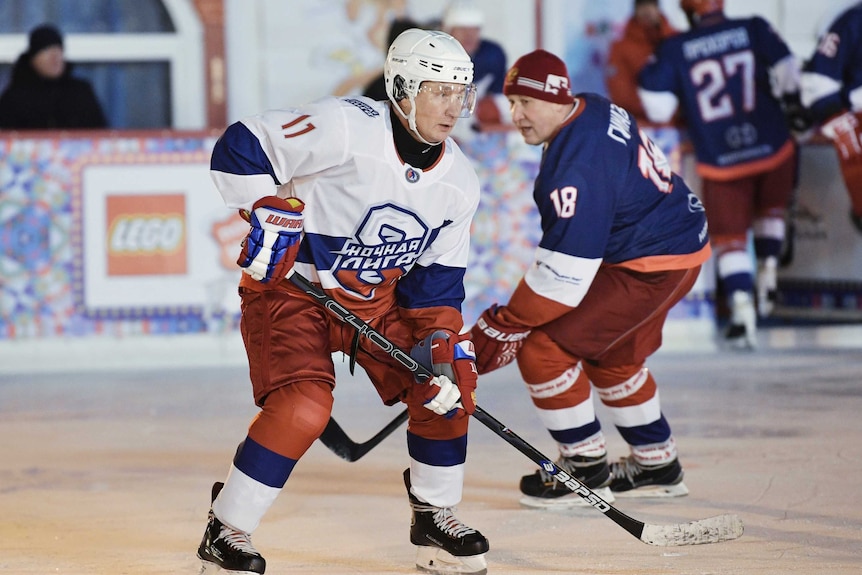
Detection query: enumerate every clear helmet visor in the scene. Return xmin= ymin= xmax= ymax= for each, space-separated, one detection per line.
xmin=417 ymin=82 xmax=478 ymax=118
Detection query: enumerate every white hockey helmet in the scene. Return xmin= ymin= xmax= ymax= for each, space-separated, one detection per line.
xmin=384 ymin=28 xmax=477 ymax=142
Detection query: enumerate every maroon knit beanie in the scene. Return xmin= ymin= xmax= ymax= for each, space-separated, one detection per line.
xmin=503 ymin=49 xmax=574 ymax=105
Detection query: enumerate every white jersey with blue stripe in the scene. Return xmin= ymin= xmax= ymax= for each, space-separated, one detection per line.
xmin=210 ymin=96 xmax=480 ymax=319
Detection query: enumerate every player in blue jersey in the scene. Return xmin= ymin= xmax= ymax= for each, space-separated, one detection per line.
xmin=470 ymin=49 xmax=711 ymax=507
xmin=442 ymin=0 xmax=511 ymax=133
xmin=197 ymin=29 xmax=489 ymax=575
xmin=801 ymin=2 xmax=862 ymax=233
xmin=638 ymin=0 xmax=804 ymax=349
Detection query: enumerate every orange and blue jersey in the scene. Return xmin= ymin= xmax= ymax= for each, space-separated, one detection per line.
xmin=638 ymin=15 xmax=798 ymax=181
xmin=802 ymin=4 xmax=862 ymax=122
xmin=523 ymin=93 xmax=710 ymax=310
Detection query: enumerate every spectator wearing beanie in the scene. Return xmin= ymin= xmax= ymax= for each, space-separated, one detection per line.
xmin=472 ymin=47 xmax=710 ymax=506
xmin=0 ymin=23 xmax=107 ymax=130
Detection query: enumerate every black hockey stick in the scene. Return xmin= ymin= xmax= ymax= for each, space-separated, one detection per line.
xmin=289 ymin=271 xmax=744 ymax=546
xmin=319 ymin=407 xmax=407 ymax=461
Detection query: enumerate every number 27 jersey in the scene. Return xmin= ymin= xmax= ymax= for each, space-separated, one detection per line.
xmin=638 ymin=16 xmax=795 ymax=180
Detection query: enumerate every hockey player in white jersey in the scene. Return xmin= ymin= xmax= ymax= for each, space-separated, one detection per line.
xmin=197 ymin=29 xmax=488 ymax=574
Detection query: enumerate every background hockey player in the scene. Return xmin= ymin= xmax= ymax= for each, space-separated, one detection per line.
xmin=198 ymin=28 xmax=489 ymax=575
xmin=605 ymin=0 xmax=678 ymax=127
xmin=638 ymin=0 xmax=805 ymax=348
xmin=470 ymin=49 xmax=711 ymax=509
xmin=441 ymin=0 xmax=511 ymax=133
xmin=801 ymin=1 xmax=862 ymax=233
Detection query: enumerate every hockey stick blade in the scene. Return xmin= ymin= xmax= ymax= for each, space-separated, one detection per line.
xmin=472 ymin=406 xmax=743 ymax=546
xmin=318 ymin=408 xmax=408 ymax=461
xmin=640 ymin=514 xmax=745 ymax=546
xmin=289 ymin=271 xmax=744 ymax=546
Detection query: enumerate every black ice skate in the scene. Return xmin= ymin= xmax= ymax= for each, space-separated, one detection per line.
xmin=518 ymin=454 xmax=614 ymax=509
xmin=609 ymin=456 xmax=689 ymax=498
xmin=197 ymin=482 xmax=266 ymax=574
xmin=404 ymin=469 xmax=489 ymax=575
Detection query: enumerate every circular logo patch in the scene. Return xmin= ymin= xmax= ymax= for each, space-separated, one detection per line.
xmin=405 ymin=167 xmax=420 ymax=183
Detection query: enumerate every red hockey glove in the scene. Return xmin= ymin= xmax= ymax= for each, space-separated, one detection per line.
xmin=410 ymin=331 xmax=478 ymax=419
xmin=820 ymin=110 xmax=858 ymax=140
xmin=470 ymin=305 xmax=531 ymax=374
xmin=821 ymin=110 xmax=862 ymax=159
xmin=238 ymin=196 xmax=304 ymax=283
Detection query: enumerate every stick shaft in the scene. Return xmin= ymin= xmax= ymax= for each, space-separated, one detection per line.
xmin=288 ymin=271 xmax=742 ymax=546
xmin=288 ymin=272 xmax=643 ymax=531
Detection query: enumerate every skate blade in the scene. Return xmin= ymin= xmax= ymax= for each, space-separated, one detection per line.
xmin=415 ymin=546 xmax=487 ymax=575
xmin=200 ymin=559 xmax=259 ymax=575
xmin=613 ymin=481 xmax=690 ymax=499
xmin=519 ymin=485 xmax=615 ymax=509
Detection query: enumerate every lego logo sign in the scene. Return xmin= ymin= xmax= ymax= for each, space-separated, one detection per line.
xmin=106 ymin=194 xmax=187 ymax=276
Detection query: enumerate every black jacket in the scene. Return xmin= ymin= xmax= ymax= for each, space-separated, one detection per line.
xmin=0 ymin=53 xmax=107 ymax=129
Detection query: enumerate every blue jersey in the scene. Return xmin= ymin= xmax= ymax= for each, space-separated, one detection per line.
xmin=471 ymin=39 xmax=507 ymax=98
xmin=639 ymin=16 xmax=798 ymax=180
xmin=801 ymin=4 xmax=862 ymax=122
xmin=523 ymin=93 xmax=710 ymax=308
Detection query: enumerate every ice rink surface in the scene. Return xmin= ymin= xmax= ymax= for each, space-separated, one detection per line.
xmin=2 ymin=330 xmax=862 ymax=574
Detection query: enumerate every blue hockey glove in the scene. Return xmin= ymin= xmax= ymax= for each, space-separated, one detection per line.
xmin=238 ymin=196 xmax=304 ymax=283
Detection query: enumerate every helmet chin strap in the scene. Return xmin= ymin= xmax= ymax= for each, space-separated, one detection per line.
xmin=394 ymin=96 xmax=443 ymax=147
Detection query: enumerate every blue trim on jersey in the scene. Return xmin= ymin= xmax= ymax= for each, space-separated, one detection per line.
xmin=211 ymin=122 xmax=280 ymax=183
xmin=614 ymin=414 xmax=672 ymax=447
xmin=396 ymin=263 xmax=465 ymax=311
xmin=299 ymin=231 xmax=464 ymax=310
xmin=298 ymin=232 xmax=349 ymax=269
xmin=406 ymin=429 xmax=467 ymax=466
xmin=233 ymin=436 xmax=297 ymax=488
xmin=548 ymin=419 xmax=602 ymax=445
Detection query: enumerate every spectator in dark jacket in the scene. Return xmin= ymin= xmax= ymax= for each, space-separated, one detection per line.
xmin=0 ymin=23 xmax=107 ymax=130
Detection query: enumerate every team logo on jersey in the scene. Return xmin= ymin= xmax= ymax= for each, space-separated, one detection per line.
xmin=688 ymin=193 xmax=706 ymax=213
xmin=405 ymin=167 xmax=420 ymax=183
xmin=332 ymin=204 xmax=430 ymax=300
